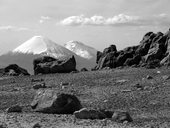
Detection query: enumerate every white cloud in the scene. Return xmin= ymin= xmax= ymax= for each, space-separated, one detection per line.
xmin=0 ymin=26 xmax=34 ymax=32
xmin=39 ymin=16 xmax=51 ymax=23
xmin=60 ymin=14 xmax=170 ymax=27
xmin=60 ymin=14 xmax=141 ymax=26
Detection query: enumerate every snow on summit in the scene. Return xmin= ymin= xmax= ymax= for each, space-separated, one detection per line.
xmin=64 ymin=40 xmax=97 ymax=59
xmin=13 ymin=36 xmax=73 ymax=58
xmin=13 ymin=36 xmax=49 ymax=54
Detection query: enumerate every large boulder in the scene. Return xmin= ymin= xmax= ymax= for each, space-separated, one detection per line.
xmin=95 ymin=45 xmax=140 ymax=69
xmin=141 ymin=30 xmax=170 ymax=67
xmin=95 ymin=45 xmax=118 ymax=69
xmin=97 ymin=52 xmax=117 ymax=69
xmin=3 ymin=64 xmax=30 ymax=76
xmin=31 ymin=89 xmax=82 ymax=114
xmin=34 ymin=56 xmax=76 ymax=75
xmin=145 ymin=34 xmax=167 ymax=62
xmin=136 ymin=32 xmax=156 ymax=56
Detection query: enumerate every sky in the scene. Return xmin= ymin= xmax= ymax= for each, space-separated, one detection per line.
xmin=0 ymin=0 xmax=170 ymax=55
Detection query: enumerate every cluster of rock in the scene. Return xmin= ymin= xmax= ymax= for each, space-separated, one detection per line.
xmin=33 ymin=56 xmax=77 ymax=75
xmin=95 ymin=29 xmax=170 ymax=69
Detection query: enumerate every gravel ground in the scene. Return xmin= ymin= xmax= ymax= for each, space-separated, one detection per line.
xmin=0 ymin=67 xmax=170 ymax=128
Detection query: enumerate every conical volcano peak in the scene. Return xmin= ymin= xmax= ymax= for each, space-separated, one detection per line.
xmin=13 ymin=36 xmax=61 ymax=54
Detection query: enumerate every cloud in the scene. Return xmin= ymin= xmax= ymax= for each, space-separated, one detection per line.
xmin=60 ymin=14 xmax=140 ymax=26
xmin=0 ymin=26 xmax=34 ymax=32
xmin=39 ymin=16 xmax=51 ymax=23
xmin=60 ymin=14 xmax=170 ymax=27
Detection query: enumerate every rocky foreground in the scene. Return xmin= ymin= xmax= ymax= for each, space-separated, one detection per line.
xmin=0 ymin=68 xmax=170 ymax=127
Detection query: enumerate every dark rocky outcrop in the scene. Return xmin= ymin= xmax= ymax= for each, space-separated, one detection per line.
xmin=95 ymin=45 xmax=118 ymax=70
xmin=31 ymin=89 xmax=82 ymax=114
xmin=3 ymin=64 xmax=30 ymax=76
xmin=34 ymin=56 xmax=76 ymax=75
xmin=97 ymin=52 xmax=117 ymax=69
xmin=95 ymin=28 xmax=170 ymax=69
xmin=136 ymin=32 xmax=156 ymax=56
xmin=144 ymin=34 xmax=167 ymax=62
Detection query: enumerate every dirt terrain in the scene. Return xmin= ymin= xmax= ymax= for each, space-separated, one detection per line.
xmin=0 ymin=67 xmax=170 ymax=128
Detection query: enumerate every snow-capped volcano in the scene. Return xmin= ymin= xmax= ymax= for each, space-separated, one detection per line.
xmin=13 ymin=36 xmax=73 ymax=58
xmin=13 ymin=36 xmax=50 ymax=54
xmin=64 ymin=40 xmax=97 ymax=59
